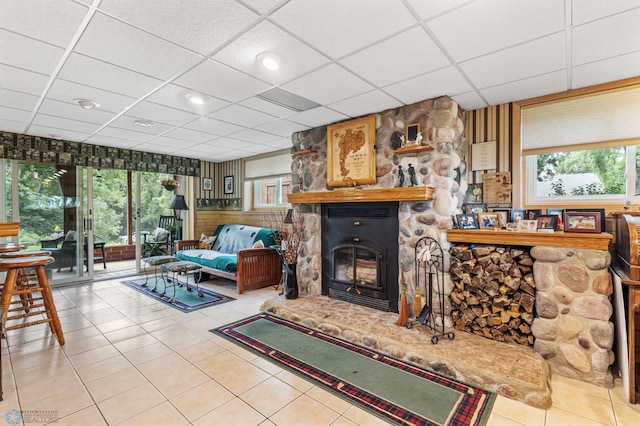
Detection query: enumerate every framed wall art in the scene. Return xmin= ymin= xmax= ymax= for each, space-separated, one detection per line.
xmin=535 ymin=215 xmax=558 ymax=231
xmin=564 ymin=211 xmax=601 ymax=233
xmin=224 ymin=175 xmax=234 ymax=194
xmin=327 ymin=115 xmax=376 ymax=187
xmin=202 ymin=177 xmax=212 ymax=191
xmin=456 ymin=214 xmax=478 ymax=230
xmin=405 ymin=123 xmax=420 ymax=145
xmin=478 ymin=212 xmax=502 ymax=229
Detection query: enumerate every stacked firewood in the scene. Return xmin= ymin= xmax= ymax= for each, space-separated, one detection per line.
xmin=449 ymin=245 xmax=535 ymax=346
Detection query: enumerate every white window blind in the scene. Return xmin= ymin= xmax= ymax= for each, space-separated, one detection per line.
xmin=521 ymin=86 xmax=640 ymax=155
xmin=244 ymin=151 xmax=291 ymax=180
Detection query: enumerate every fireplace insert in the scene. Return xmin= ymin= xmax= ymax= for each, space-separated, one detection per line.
xmin=321 ymin=202 xmax=399 ymax=312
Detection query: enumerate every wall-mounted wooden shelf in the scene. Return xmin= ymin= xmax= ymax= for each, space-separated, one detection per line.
xmin=446 ymin=229 xmax=612 ymax=251
xmin=393 ymin=145 xmax=434 ymax=155
xmin=291 ymin=149 xmax=317 ymax=157
xmin=288 ymin=186 xmax=434 ymax=204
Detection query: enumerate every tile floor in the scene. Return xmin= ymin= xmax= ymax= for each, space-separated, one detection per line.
xmin=1 ymin=276 xmax=639 ymax=425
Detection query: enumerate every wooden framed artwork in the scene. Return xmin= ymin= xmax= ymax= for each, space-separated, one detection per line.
xmin=224 ymin=175 xmax=234 ymax=194
xmin=456 ymin=214 xmax=478 ymax=230
xmin=547 ymin=208 xmax=564 ymax=230
xmin=535 ymin=215 xmax=558 ymax=231
xmin=564 ymin=211 xmax=601 ymax=233
xmin=478 ymin=212 xmax=502 ymax=229
xmin=202 ymin=177 xmax=212 ymax=191
xmin=511 ymin=209 xmax=526 ymax=223
xmin=491 ymin=208 xmax=510 ymax=228
xmin=327 ymin=115 xmax=377 ymax=187
xmin=405 ymin=123 xmax=420 ymax=144
xmin=464 ymin=203 xmax=487 ymax=214
xmin=565 ymin=208 xmax=605 ymax=231
xmin=518 ymin=219 xmax=538 ymax=232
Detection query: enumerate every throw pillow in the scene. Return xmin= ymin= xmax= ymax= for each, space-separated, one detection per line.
xmin=197 ymin=234 xmax=217 ymax=249
xmin=252 ymin=240 xmax=265 ymax=248
xmin=154 ymin=227 xmax=169 ymax=241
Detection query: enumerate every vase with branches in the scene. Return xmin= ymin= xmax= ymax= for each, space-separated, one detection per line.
xmin=268 ymin=209 xmax=304 ymax=299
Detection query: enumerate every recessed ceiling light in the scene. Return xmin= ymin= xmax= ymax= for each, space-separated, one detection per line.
xmin=185 ymin=93 xmax=207 ymax=105
xmin=134 ymin=119 xmax=154 ymax=128
xmin=257 ymin=51 xmax=286 ymax=71
xmin=73 ymin=98 xmax=100 ymax=109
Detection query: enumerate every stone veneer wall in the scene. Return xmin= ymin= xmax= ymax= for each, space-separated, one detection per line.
xmin=291 ymin=96 xmax=466 ymax=318
xmin=530 ymin=246 xmax=614 ymax=387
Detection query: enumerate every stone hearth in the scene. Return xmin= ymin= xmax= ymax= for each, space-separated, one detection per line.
xmin=261 ymin=295 xmax=552 ymax=409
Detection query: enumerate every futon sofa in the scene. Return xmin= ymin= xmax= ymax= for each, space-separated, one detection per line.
xmin=175 ymin=224 xmax=282 ymax=294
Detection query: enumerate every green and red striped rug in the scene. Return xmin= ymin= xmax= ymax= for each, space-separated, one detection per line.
xmin=212 ymin=313 xmax=495 ymax=425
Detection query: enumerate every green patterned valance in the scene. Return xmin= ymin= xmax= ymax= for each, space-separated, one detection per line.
xmin=0 ymin=131 xmax=200 ymax=177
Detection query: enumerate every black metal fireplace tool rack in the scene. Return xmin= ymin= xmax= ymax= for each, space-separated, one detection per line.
xmin=406 ymin=237 xmax=455 ymax=344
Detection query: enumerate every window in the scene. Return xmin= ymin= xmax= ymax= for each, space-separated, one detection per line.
xmin=244 ymin=151 xmax=292 ymax=210
xmin=522 ymin=85 xmax=640 ymax=204
xmin=253 ymin=176 xmax=292 ymax=208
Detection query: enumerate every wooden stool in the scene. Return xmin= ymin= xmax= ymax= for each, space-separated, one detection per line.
xmin=0 ymin=256 xmax=64 ymax=345
xmin=0 ymin=250 xmax=52 ymax=313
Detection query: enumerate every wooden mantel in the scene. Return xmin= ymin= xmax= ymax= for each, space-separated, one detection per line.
xmin=288 ymin=186 xmax=434 ymax=204
xmin=447 ymin=229 xmax=612 ymax=251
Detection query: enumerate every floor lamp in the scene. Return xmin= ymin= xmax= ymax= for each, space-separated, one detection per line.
xmin=169 ymin=195 xmax=189 ymax=241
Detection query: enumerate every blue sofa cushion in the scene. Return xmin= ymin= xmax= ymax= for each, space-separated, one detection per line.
xmin=176 ymin=250 xmax=237 ymax=273
xmin=211 ymin=224 xmax=275 ymax=254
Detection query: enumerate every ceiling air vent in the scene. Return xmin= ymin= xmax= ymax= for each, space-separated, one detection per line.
xmin=256 ymin=87 xmax=320 ymax=112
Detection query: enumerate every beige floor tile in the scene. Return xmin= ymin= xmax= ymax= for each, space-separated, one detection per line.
xmin=94 ymin=317 xmax=136 ymax=334
xmin=552 ymin=374 xmax=611 ymax=400
xmin=73 ymin=353 xmax=132 ymax=383
xmin=67 ymin=343 xmax=120 ymax=368
xmin=193 ymin=397 xmax=266 ymax=426
xmin=249 ymin=354 xmax=286 ymax=376
xmin=485 ymin=413 xmax=529 ymax=425
xmin=97 ymin=382 xmax=166 ymax=425
xmin=18 ymin=373 xmax=85 ymax=406
xmin=199 ymin=355 xmax=271 ymax=395
xmin=275 ymin=369 xmax=315 ymax=393
xmin=491 ymin=394 xmax=546 ymax=426
xmin=170 ymin=379 xmax=235 ymax=421
xmin=24 ymin=381 xmax=95 ymax=419
xmin=112 ymin=332 xmax=160 ymax=354
xmin=240 ymin=376 xmax=303 ymax=417
xmin=269 ymin=394 xmax=340 ymax=426
xmin=122 ymin=341 xmax=173 ymax=366
xmin=328 ymin=417 xmax=358 ymax=426
xmin=551 ymin=381 xmax=616 ymax=425
xmin=176 ymin=339 xmax=226 ymax=363
xmin=61 ymin=333 xmax=112 ymax=356
xmin=13 ymin=357 xmax=76 ymax=387
xmin=103 ymin=324 xmax=148 ymax=343
xmin=137 ymin=352 xmax=190 ymax=381
xmin=56 ymin=405 xmax=108 ymax=425
xmin=612 ymin=400 xmax=640 ymax=425
xmin=148 ymin=364 xmax=211 ymax=399
xmin=306 ymin=385 xmax=353 ymax=415
xmin=341 ymin=405 xmax=394 ymax=426
xmin=546 ymin=406 xmax=613 ymax=426
xmin=84 ymin=366 xmax=149 ymax=402
xmin=118 ymin=400 xmax=189 ymax=426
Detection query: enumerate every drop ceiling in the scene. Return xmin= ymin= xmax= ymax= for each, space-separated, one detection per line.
xmin=1 ymin=0 xmax=639 ymax=163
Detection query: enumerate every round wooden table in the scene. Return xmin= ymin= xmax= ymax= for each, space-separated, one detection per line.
xmin=0 ymin=243 xmax=26 ymax=253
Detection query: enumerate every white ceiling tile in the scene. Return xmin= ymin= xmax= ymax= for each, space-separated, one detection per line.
xmin=229 ymin=129 xmax=280 ymax=144
xmin=39 ymin=99 xmax=117 ymax=125
xmin=480 ymin=71 xmax=568 ymax=106
xmin=46 ymin=79 xmax=137 ymax=114
xmin=572 ymin=0 xmax=640 ymax=25
xmin=0 ymin=119 xmax=27 ymax=133
xmin=572 ymin=8 xmax=640 ymax=66
xmin=125 ymin=101 xmax=199 ymax=127
xmin=0 ymin=88 xmax=38 ymax=111
xmin=271 ymin=0 xmax=417 ymax=58
xmin=184 ymin=117 xmax=244 ymax=136
xmin=94 ymin=126 xmax=156 ymax=143
xmin=282 ymin=64 xmax=373 ymax=105
xmin=408 ymin=0 xmax=473 ymax=21
xmin=109 ymin=116 xmax=174 ymax=135
xmin=130 ymin=142 xmax=180 ymax=154
xmin=328 ymin=90 xmax=403 ymax=118
xmin=0 ymin=0 xmax=88 ymax=48
xmin=84 ymin=134 xmax=139 ymax=149
xmin=254 ymin=119 xmax=309 ymax=138
xmin=174 ymin=59 xmax=271 ymax=103
xmin=75 ymin=13 xmax=203 ymax=80
xmin=209 ymin=104 xmax=276 ymax=127
xmin=287 ymin=107 xmax=348 ymax=128
xmin=59 ymin=53 xmax=163 ymax=98
xmin=340 ymin=27 xmax=450 ymax=87
xmin=31 ymin=114 xmax=101 ymax=134
xmin=0 ymin=105 xmax=30 ymax=123
xmin=239 ymin=97 xmax=298 ymax=119
xmin=428 ymin=0 xmax=565 ymax=61
xmin=238 ymin=144 xmax=277 ymax=155
xmin=28 ymin=125 xmax=91 ymax=142
xmin=98 ymin=0 xmax=257 ymax=55
xmin=450 ymin=91 xmax=488 ymax=112
xmin=0 ymin=64 xmax=50 ymax=96
xmin=162 ymin=127 xmax=215 ymax=143
xmin=203 ymin=138 xmax=254 ymax=150
xmin=213 ymin=20 xmax=330 ymax=85
xmin=264 ymin=138 xmax=293 ymax=149
xmin=145 ymin=84 xmax=229 ymax=115
xmin=147 ymin=136 xmax=200 ymax=149
xmin=384 ymin=66 xmax=473 ymax=105
xmin=572 ymin=52 xmax=640 ymax=90
xmin=0 ymin=29 xmax=64 ymax=75
xmin=460 ymin=33 xmax=566 ymax=89
xmin=239 ymin=0 xmax=285 ymax=14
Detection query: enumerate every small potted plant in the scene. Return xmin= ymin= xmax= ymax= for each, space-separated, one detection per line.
xmin=161 ymin=178 xmax=179 ymax=191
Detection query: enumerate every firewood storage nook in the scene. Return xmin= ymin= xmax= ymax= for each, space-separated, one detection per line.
xmin=446 ymin=228 xmax=615 ymax=389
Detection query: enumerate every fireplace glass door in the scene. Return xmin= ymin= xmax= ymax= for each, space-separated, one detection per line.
xmin=332 ymin=243 xmax=383 ymax=293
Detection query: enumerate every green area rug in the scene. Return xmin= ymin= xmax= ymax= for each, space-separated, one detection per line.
xmin=212 ymin=313 xmax=495 ymax=425
xmin=121 ymin=278 xmax=234 ymax=312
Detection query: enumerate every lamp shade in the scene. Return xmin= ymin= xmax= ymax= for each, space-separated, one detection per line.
xmin=169 ymin=195 xmax=189 ymax=211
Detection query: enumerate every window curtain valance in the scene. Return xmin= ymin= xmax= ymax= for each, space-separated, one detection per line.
xmin=0 ymin=131 xmax=200 ymax=176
